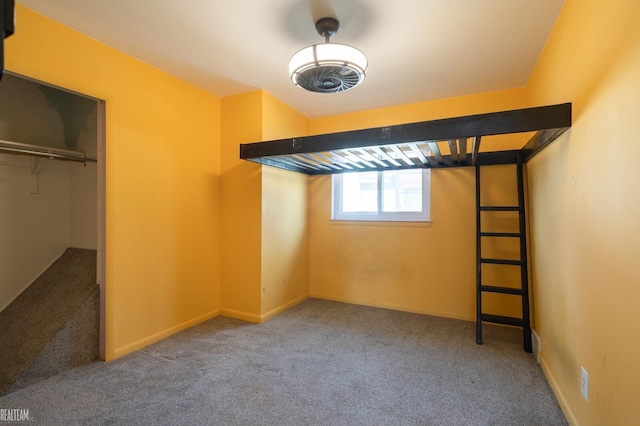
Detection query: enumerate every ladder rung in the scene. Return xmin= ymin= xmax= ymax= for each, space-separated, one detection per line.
xmin=480 ymin=285 xmax=523 ymax=295
xmin=481 ymin=258 xmax=522 ymax=266
xmin=479 ymin=206 xmax=520 ymax=212
xmin=481 ymin=314 xmax=524 ymax=327
xmin=480 ymin=232 xmax=521 ymax=238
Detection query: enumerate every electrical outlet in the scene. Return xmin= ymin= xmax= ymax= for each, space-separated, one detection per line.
xmin=581 ymin=366 xmax=589 ymax=401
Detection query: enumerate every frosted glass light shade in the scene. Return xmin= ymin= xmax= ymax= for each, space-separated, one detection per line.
xmin=289 ymin=43 xmax=368 ymax=93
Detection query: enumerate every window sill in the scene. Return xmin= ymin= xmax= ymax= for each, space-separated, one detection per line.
xmin=329 ymin=219 xmax=433 ymax=228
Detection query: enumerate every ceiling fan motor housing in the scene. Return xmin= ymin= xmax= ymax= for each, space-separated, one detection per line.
xmin=294 ymin=59 xmax=365 ymax=93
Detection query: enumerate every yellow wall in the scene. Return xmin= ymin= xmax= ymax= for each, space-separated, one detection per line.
xmin=525 ymin=0 xmax=640 ymax=424
xmin=220 ymin=91 xmax=310 ymax=322
xmin=220 ymin=91 xmax=263 ymax=321
xmin=260 ymin=93 xmax=310 ymax=319
xmin=478 ymin=164 xmax=524 ymax=319
xmin=261 ymin=166 xmax=309 ymax=318
xmin=310 ymin=88 xmax=526 ymax=133
xmin=7 ymin=5 xmax=222 ymax=360
xmin=310 ymin=88 xmax=530 ymax=153
xmin=308 ymin=90 xmax=527 ymax=320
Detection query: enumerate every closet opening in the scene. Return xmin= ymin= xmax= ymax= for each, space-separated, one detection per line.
xmin=0 ymin=72 xmax=105 ymax=395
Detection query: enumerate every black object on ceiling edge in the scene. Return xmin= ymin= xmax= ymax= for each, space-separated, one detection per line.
xmin=1 ymin=0 xmax=15 ymax=82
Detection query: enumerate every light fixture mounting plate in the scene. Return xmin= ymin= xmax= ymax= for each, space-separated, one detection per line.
xmin=315 ymin=17 xmax=339 ymax=39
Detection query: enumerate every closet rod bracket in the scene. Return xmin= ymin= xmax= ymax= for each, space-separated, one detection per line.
xmin=30 ymin=157 xmax=45 ymax=194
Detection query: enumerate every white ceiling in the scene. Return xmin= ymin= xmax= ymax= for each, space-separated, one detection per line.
xmin=18 ymin=0 xmax=565 ymax=118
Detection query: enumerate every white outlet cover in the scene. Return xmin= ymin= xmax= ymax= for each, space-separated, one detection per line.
xmin=581 ymin=366 xmax=589 ymax=401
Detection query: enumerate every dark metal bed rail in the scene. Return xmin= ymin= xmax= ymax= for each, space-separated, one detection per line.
xmin=240 ymin=103 xmax=571 ymax=175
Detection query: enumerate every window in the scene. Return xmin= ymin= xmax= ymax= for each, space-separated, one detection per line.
xmin=332 ymin=169 xmax=431 ymax=222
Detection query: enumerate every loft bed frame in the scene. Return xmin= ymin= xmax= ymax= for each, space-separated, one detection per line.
xmin=239 ymin=103 xmax=571 ymax=353
xmin=240 ymin=103 xmax=571 ymax=174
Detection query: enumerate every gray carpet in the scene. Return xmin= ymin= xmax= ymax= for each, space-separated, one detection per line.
xmin=0 ymin=248 xmax=99 ymax=395
xmin=0 ymin=298 xmax=565 ymax=425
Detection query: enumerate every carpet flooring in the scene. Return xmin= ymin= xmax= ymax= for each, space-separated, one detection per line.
xmin=0 ymin=298 xmax=566 ymax=425
xmin=0 ymin=248 xmax=98 ymax=395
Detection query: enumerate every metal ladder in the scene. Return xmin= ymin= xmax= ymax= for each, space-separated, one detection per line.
xmin=475 ymin=153 xmax=532 ymax=352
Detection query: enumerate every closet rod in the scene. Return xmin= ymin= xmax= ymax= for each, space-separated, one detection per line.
xmin=0 ymin=139 xmax=97 ymax=163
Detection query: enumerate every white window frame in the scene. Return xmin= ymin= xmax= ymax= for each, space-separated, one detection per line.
xmin=331 ymin=169 xmax=431 ymax=222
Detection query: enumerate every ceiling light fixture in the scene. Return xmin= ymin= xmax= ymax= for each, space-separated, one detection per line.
xmin=289 ymin=17 xmax=368 ymax=93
